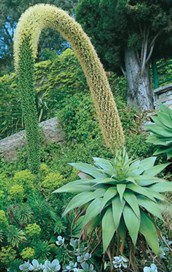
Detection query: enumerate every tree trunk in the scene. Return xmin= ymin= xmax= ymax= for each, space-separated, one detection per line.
xmin=125 ymin=48 xmax=154 ymax=111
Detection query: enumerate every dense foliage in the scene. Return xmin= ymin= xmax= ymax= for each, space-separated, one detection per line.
xmin=76 ymin=0 xmax=172 ymax=110
xmin=0 ymin=49 xmax=86 ymax=139
xmin=0 ymin=164 xmax=76 ymax=271
xmin=0 ymin=42 xmax=172 ymax=272
xmin=76 ymin=0 xmax=172 ymax=73
xmin=0 ymin=0 xmax=78 ymax=75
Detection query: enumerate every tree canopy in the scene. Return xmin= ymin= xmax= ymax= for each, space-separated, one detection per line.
xmin=0 ymin=0 xmax=78 ymax=74
xmin=76 ymin=0 xmax=172 ymax=73
xmin=76 ymin=0 xmax=172 ymax=110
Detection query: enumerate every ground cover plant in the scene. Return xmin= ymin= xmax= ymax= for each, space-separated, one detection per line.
xmin=0 ymin=75 xmax=172 ymax=271
xmin=0 ymin=164 xmax=80 ymax=272
xmin=0 ymin=2 xmax=172 ymax=271
xmin=0 ymin=49 xmax=87 ymax=140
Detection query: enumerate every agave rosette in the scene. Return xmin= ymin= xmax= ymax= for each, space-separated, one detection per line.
xmin=145 ymin=104 xmax=172 ymax=159
xmin=54 ymin=150 xmax=171 ymax=254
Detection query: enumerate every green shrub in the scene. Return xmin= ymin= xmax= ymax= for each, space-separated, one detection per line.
xmin=0 ymin=210 xmax=7 ymax=225
xmin=41 ymin=172 xmax=65 ymax=193
xmin=25 ymin=223 xmax=41 ymax=237
xmin=13 ymin=170 xmax=36 ymax=194
xmin=0 ymin=166 xmax=72 ymax=271
xmin=0 ymin=75 xmax=22 ymax=139
xmin=8 ymin=184 xmax=25 ymax=201
xmin=0 ymin=49 xmax=88 ymax=140
xmin=0 ymin=246 xmax=17 ymax=266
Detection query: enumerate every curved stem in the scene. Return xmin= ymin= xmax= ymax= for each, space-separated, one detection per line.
xmin=14 ymin=4 xmax=125 ymax=171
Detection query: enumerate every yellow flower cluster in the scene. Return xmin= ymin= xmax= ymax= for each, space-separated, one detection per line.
xmin=25 ymin=223 xmax=41 ymax=237
xmin=41 ymin=172 xmax=65 ymax=192
xmin=13 ymin=170 xmax=36 ymax=192
xmin=0 ymin=210 xmax=7 ymax=224
xmin=20 ymin=247 xmax=35 ymax=260
xmin=0 ymin=246 xmax=16 ymax=264
xmin=39 ymin=163 xmax=50 ymax=176
xmin=9 ymin=184 xmax=24 ymax=200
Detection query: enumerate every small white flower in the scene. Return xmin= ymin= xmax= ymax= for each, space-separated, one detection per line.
xmin=56 ymin=235 xmax=65 ymax=246
xmin=19 ymin=261 xmax=30 ymax=271
xmin=113 ymin=255 xmax=128 ymax=269
xmin=43 ymin=259 xmax=61 ymax=272
xmin=63 ymin=261 xmax=78 ymax=271
xmin=143 ymin=263 xmax=158 ymax=272
xmin=29 ymin=259 xmax=41 ymax=271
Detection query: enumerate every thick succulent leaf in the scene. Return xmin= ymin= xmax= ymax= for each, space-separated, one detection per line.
xmin=117 ymin=218 xmax=126 ymax=252
xmin=126 ymin=160 xmax=141 ymax=176
xmin=145 ymin=125 xmax=172 ymax=137
xmin=147 ymin=135 xmax=171 ymax=146
xmin=127 ymin=184 xmax=155 ymax=201
xmin=129 ymin=159 xmax=140 ymax=169
xmin=139 ymin=211 xmax=159 ymax=255
xmin=137 ymin=197 xmax=163 ymax=220
xmin=54 ymin=184 xmax=92 ymax=194
xmin=144 ymin=163 xmax=169 ymax=176
xmin=87 ymin=214 xmax=102 ymax=234
xmin=148 ymin=190 xmax=165 ymax=201
xmin=102 ymin=207 xmax=116 ymax=252
xmin=158 ymin=103 xmax=172 ymax=119
xmin=78 ymin=172 xmax=93 ymax=179
xmin=125 ymin=177 xmax=137 ymax=185
xmin=123 ymin=191 xmax=140 ymax=218
xmin=156 ymin=112 xmax=172 ymax=129
xmin=54 ymin=179 xmax=96 ymax=193
xmin=167 ymin=148 xmax=172 ymax=159
xmin=158 ymin=145 xmax=172 ymax=153
xmin=117 ymin=184 xmax=126 ymax=202
xmin=93 ymin=157 xmax=114 ymax=176
xmin=149 ymin=181 xmax=172 ymax=193
xmin=138 ymin=157 xmax=157 ymax=171
xmin=123 ymin=205 xmax=140 ymax=245
xmin=112 ymin=197 xmax=125 ymax=230
xmin=134 ymin=176 xmax=162 ymax=186
xmin=63 ymin=188 xmax=106 ymax=216
xmin=93 ymin=178 xmax=117 ymax=186
xmin=82 ymin=198 xmax=103 ymax=226
xmin=159 ymin=103 xmax=172 ymax=118
xmin=145 ymin=104 xmax=172 ymax=159
xmin=69 ymin=163 xmax=106 ymax=178
xmin=154 ymin=146 xmax=172 ymax=157
xmin=150 ymin=115 xmax=162 ymax=125
xmin=101 ymin=187 xmax=117 ymax=211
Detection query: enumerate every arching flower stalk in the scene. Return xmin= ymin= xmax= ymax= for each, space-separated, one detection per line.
xmin=14 ymin=4 xmax=125 ymax=172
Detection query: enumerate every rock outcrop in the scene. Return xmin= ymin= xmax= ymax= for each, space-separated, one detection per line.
xmin=0 ymin=117 xmax=64 ymax=161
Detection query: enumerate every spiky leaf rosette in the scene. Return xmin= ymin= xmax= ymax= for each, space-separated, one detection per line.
xmin=145 ymin=104 xmax=172 ymax=159
xmin=54 ymin=150 xmax=171 ymax=254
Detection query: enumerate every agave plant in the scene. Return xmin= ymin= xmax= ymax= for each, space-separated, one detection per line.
xmin=145 ymin=104 xmax=172 ymax=159
xmin=54 ymin=150 xmax=172 ymax=256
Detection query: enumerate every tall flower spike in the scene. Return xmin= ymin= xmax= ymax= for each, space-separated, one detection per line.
xmin=14 ymin=4 xmax=125 ymax=172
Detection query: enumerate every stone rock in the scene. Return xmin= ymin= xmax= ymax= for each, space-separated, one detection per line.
xmin=154 ymin=83 xmax=172 ymax=109
xmin=0 ymin=117 xmax=64 ymax=162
